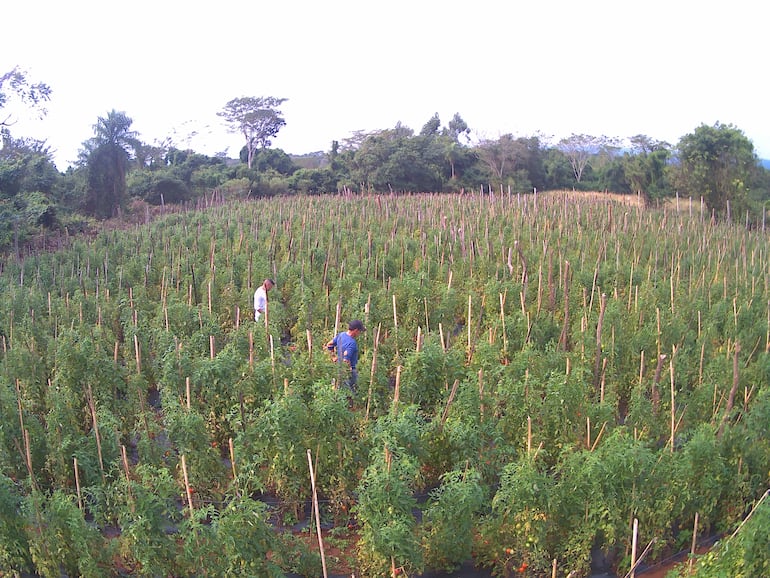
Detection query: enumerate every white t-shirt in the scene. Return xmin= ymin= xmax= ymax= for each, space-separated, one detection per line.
xmin=254 ymin=285 xmax=268 ymax=321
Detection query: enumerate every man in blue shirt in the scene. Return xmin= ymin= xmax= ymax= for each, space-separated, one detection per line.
xmin=326 ymin=319 xmax=365 ymax=394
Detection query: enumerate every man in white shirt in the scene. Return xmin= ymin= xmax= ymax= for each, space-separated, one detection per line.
xmin=254 ymin=278 xmax=275 ymax=322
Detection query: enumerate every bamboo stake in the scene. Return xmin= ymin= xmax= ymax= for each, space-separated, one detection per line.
xmin=439 ymin=379 xmax=460 ymax=430
xmin=74 ymin=457 xmax=83 ymax=511
xmin=467 ymin=293 xmax=472 ymax=352
xmin=590 ymin=422 xmax=607 ymax=451
xmin=15 ymin=380 xmax=25 ymax=445
xmin=229 ymin=438 xmax=238 ymax=493
xmin=366 ymin=324 xmax=381 ymax=422
xmin=249 ymin=331 xmax=254 ymax=370
xmin=134 ymin=334 xmax=141 ymax=375
xmin=688 ymin=512 xmax=699 ymax=575
xmin=392 ymin=365 xmax=401 ymax=414
xmin=559 ymin=260 xmax=570 ymax=352
xmin=670 ymin=352 xmax=676 ymax=453
xmin=586 ymin=416 xmax=591 ymax=449
xmin=624 ymin=537 xmax=657 ymax=578
xmin=186 ymin=377 xmax=191 ymax=410
xmin=306 ymin=449 xmax=328 ymax=578
xmin=478 ymin=368 xmax=485 ymax=421
xmin=181 ymin=454 xmax=194 ymax=513
xmin=500 ymin=292 xmax=508 ymax=358
xmin=594 ymin=293 xmax=607 ymax=393
xmin=652 ymin=354 xmax=667 ymax=415
xmin=23 ymin=429 xmax=36 ymax=488
xmin=527 ymin=416 xmax=532 ymax=455
xmin=87 ymin=384 xmax=106 ymax=483
xmin=630 ymin=518 xmax=639 ymax=578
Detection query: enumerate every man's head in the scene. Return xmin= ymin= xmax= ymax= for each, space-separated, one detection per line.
xmin=264 ymin=278 xmax=275 ymax=291
xmin=348 ymin=319 xmax=366 ymax=335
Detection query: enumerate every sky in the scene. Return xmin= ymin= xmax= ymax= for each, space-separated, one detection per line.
xmin=2 ymin=0 xmax=768 ymax=171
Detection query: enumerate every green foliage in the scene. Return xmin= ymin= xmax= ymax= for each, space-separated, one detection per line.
xmin=674 ymin=122 xmax=759 ymax=218
xmin=0 ymin=193 xmax=768 ymax=577
xmin=421 ymin=467 xmax=486 ymax=572
xmin=476 ymin=458 xmax=554 ymax=576
xmin=0 ymin=474 xmax=31 ymax=573
xmin=82 ymin=110 xmax=137 ymax=218
xmin=218 ymin=96 xmax=287 ymax=169
xmin=355 ymin=447 xmax=423 ymax=577
xmin=672 ymin=491 xmax=770 ymax=578
xmin=24 ymin=489 xmax=107 ymax=578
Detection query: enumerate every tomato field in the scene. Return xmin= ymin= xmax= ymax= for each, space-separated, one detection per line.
xmin=0 ymin=191 xmax=768 ymax=577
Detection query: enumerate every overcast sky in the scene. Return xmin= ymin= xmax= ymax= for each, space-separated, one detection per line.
xmin=3 ymin=0 xmax=767 ymax=170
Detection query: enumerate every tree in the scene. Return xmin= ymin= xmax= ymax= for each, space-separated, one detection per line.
xmin=445 ymin=113 xmax=471 ymax=144
xmin=0 ymin=67 xmax=52 ymax=128
xmin=557 ymin=134 xmax=606 ymax=184
xmin=623 ymin=135 xmax=672 ymax=201
xmin=441 ymin=113 xmax=472 ymax=183
xmin=218 ymin=97 xmax=287 ymax=169
xmin=350 ymin=123 xmax=445 ymax=192
xmin=475 ymin=134 xmax=531 ymax=188
xmin=420 ymin=113 xmax=441 ymax=137
xmin=81 ymin=110 xmax=138 ymax=218
xmin=674 ymin=122 xmax=758 ymax=218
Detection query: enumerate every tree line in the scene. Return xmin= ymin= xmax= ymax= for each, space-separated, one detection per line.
xmin=2 ymin=68 xmax=770 ymax=255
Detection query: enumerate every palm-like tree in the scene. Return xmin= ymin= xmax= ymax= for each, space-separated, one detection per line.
xmin=82 ymin=110 xmax=139 ymax=218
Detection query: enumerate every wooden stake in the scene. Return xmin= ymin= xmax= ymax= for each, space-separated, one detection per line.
xmin=527 ymin=416 xmax=532 ymax=455
xmin=500 ymin=292 xmax=508 ymax=358
xmin=120 ymin=444 xmax=135 ymax=509
xmin=440 ymin=380 xmax=460 ymax=430
xmin=467 ymin=293 xmax=472 ymax=352
xmin=478 ymin=368 xmax=485 ymax=420
xmin=688 ymin=512 xmax=699 ymax=575
xmin=670 ymin=355 xmax=676 ymax=453
xmin=393 ymin=365 xmax=401 ymax=413
xmin=590 ymin=422 xmax=607 ymax=451
xmin=306 ymin=449 xmax=328 ymax=578
xmin=586 ymin=416 xmax=591 ymax=449
xmin=365 ymin=324 xmax=381 ymax=422
xmin=87 ymin=385 xmax=106 ymax=483
xmin=593 ymin=293 xmax=607 ymax=392
xmin=181 ymin=454 xmax=194 ymax=513
xmin=630 ymin=518 xmax=638 ymax=578
xmin=74 ymin=457 xmax=83 ymax=511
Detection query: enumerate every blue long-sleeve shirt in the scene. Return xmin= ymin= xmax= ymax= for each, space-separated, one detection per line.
xmin=329 ymin=331 xmax=359 ymax=370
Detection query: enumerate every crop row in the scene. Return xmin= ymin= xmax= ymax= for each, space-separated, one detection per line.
xmin=0 ymin=192 xmax=768 ymax=577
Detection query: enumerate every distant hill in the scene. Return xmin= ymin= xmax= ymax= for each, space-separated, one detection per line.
xmin=761 ymin=158 xmax=770 ymax=169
